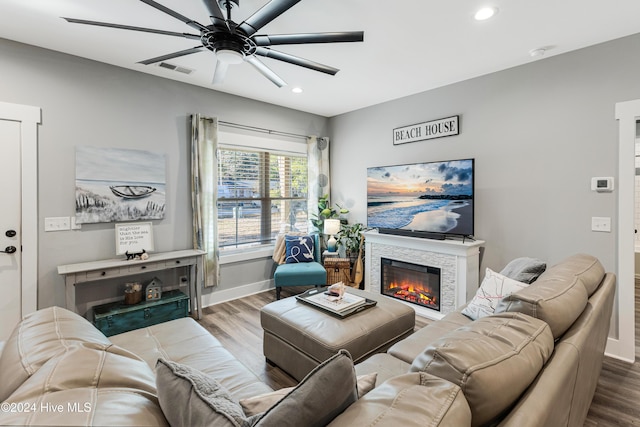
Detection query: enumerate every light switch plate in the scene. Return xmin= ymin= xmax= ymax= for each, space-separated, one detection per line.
xmin=44 ymin=216 xmax=70 ymax=232
xmin=591 ymin=217 xmax=611 ymax=232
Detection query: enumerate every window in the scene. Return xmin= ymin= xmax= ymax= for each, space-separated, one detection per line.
xmin=217 ymin=147 xmax=308 ymax=250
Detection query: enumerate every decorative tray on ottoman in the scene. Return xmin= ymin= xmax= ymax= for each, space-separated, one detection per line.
xmin=296 ymin=287 xmax=377 ymax=318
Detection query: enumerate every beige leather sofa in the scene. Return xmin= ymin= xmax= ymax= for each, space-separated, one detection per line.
xmin=0 ymin=254 xmax=614 ymax=426
xmin=332 ymin=253 xmax=616 ymax=427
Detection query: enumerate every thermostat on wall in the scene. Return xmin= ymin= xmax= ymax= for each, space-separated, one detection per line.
xmin=591 ymin=177 xmax=614 ymax=192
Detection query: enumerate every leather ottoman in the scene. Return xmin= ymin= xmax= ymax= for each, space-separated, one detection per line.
xmin=261 ymin=288 xmax=415 ymax=381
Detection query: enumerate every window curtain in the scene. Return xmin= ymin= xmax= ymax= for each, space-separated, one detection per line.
xmin=307 ymin=136 xmax=330 ymax=232
xmin=191 ymin=114 xmax=220 ymax=288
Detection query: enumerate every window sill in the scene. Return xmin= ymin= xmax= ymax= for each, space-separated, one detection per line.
xmin=219 ymin=246 xmax=275 ymax=265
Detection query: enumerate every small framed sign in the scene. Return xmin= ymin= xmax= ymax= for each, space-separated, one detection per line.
xmin=393 ymin=115 xmax=459 ymax=145
xmin=115 ymin=222 xmax=154 ymax=255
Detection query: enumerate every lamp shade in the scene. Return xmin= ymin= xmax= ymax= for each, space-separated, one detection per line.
xmin=323 ymin=219 xmax=341 ymax=236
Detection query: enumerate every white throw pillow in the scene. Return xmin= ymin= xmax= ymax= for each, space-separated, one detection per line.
xmin=462 ymin=268 xmax=529 ymax=320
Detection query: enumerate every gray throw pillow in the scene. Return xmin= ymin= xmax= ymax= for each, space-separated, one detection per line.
xmin=240 ymin=372 xmax=377 ymax=417
xmin=254 ymin=349 xmax=358 ymax=427
xmin=155 ymin=358 xmax=259 ymax=427
xmin=499 ymin=257 xmax=546 ymax=284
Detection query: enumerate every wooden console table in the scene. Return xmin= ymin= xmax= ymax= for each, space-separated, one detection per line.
xmin=58 ymin=249 xmax=205 ymax=320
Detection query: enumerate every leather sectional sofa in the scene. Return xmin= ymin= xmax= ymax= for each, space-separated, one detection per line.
xmin=0 ymin=254 xmax=614 ymax=426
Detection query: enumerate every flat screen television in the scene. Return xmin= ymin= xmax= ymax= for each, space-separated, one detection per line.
xmin=367 ymin=158 xmax=474 ymax=239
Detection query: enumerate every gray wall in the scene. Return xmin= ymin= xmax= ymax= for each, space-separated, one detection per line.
xmin=328 ymin=32 xmax=640 ymax=337
xmin=330 ymin=32 xmax=640 ymax=272
xmin=0 ymin=38 xmax=327 ymax=310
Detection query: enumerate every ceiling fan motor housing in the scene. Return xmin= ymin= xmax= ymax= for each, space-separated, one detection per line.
xmin=202 ymin=31 xmax=256 ymax=57
xmin=217 ymin=0 xmax=239 ymax=9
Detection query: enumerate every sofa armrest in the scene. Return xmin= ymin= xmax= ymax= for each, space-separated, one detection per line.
xmin=328 ymin=372 xmax=471 ymax=427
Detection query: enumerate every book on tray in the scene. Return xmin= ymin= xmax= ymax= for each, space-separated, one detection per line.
xmin=305 ymin=285 xmax=366 ymax=312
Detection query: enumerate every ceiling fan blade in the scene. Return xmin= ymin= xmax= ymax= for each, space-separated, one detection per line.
xmin=138 ymin=46 xmax=205 ymax=65
xmin=253 ymin=31 xmax=364 ymax=46
xmin=255 ymin=47 xmax=338 ymax=75
xmin=201 ymin=0 xmax=226 ymax=25
xmin=62 ymin=18 xmax=201 ymax=40
xmin=139 ymin=0 xmax=208 ymax=32
xmin=245 ymin=56 xmax=287 ymax=87
xmin=212 ymin=59 xmax=229 ymax=84
xmin=238 ymin=0 xmax=302 ymax=37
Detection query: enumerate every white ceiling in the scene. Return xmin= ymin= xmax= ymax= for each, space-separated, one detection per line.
xmin=3 ymin=0 xmax=640 ymax=117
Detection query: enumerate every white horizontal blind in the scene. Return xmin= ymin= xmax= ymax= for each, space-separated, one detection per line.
xmin=217 ymin=147 xmax=308 ymax=249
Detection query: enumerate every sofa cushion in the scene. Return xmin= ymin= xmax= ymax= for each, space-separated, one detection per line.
xmin=410 ymin=312 xmax=554 ymax=427
xmin=543 ymin=253 xmax=605 ymax=296
xmin=156 ymin=358 xmax=256 ymax=427
xmin=387 ymin=310 xmax=472 ymax=364
xmin=254 ymin=349 xmax=358 ymax=427
xmin=495 ymin=254 xmax=602 ymax=339
xmin=328 ymin=372 xmax=472 ymax=427
xmin=284 ymin=234 xmax=315 ymax=263
xmin=461 ymin=268 xmax=529 ymax=320
xmin=0 ymin=306 xmax=112 ymax=402
xmin=499 ymin=257 xmax=546 ymax=284
xmin=240 ymin=373 xmax=377 ymax=417
xmin=354 ymin=353 xmax=411 ymax=388
xmin=110 ymin=317 xmax=274 ymax=400
xmin=0 ymin=344 xmax=167 ymax=426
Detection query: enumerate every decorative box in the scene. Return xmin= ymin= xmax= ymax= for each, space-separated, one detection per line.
xmin=93 ymin=289 xmax=188 ymax=336
xmin=324 ymin=257 xmax=352 ymax=286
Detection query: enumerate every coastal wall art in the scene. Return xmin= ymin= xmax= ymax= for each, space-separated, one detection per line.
xmin=75 ymin=146 xmax=166 ymax=224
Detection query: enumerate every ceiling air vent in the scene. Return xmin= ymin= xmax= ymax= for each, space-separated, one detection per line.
xmin=157 ymin=62 xmax=194 ymax=75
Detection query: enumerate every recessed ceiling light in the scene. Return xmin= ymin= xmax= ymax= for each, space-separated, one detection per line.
xmin=474 ymin=7 xmax=498 ymax=21
xmin=291 ymin=87 xmax=303 ymax=94
xmin=528 ymin=46 xmax=554 ymax=58
xmin=529 ymin=48 xmax=546 ymax=58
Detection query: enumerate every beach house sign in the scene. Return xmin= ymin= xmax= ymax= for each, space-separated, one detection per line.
xmin=393 ymin=115 xmax=459 ymax=145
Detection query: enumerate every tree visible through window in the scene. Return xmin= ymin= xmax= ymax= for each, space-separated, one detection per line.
xmin=217 ymin=147 xmax=308 ymax=249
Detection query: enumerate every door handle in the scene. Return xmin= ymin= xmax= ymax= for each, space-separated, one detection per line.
xmin=2 ymin=246 xmax=17 ymax=254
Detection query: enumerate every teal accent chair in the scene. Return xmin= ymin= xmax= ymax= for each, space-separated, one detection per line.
xmin=274 ymin=234 xmax=327 ymax=300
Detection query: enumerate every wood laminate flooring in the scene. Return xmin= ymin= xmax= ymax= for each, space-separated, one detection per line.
xmin=198 ymin=285 xmax=640 ymax=426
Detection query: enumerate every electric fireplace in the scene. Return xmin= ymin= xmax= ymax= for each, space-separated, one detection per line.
xmin=381 ymin=258 xmax=441 ymax=311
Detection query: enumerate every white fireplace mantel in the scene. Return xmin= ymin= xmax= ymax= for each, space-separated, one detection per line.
xmin=364 ymin=231 xmax=485 ymax=320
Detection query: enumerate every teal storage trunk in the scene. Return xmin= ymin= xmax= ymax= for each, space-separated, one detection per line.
xmin=93 ymin=289 xmax=189 ymax=336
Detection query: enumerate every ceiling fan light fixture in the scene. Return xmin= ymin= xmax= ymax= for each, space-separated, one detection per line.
xmin=216 ymin=48 xmax=244 ymax=64
xmin=474 ymin=7 xmax=498 ymax=21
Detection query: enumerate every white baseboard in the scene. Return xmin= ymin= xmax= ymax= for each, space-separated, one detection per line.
xmin=201 ymin=280 xmax=274 ymax=308
xmin=604 ymin=337 xmax=635 ymax=363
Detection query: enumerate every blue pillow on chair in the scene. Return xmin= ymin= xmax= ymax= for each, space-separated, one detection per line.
xmin=285 ymin=235 xmax=315 ymax=263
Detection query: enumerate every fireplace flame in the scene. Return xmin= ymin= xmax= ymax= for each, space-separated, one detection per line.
xmin=387 ymin=280 xmax=438 ymax=307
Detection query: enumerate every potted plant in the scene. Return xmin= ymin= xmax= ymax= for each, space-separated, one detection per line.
xmin=336 ymin=222 xmax=368 ymax=287
xmin=310 ymin=194 xmax=349 ymax=233
xmin=336 ymin=223 xmax=365 ymax=259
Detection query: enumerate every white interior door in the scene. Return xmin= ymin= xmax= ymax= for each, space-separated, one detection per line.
xmin=0 ymin=119 xmax=22 ymax=340
xmin=0 ymin=102 xmax=40 ymax=341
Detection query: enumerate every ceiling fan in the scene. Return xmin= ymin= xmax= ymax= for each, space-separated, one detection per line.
xmin=63 ymin=0 xmax=364 ymax=87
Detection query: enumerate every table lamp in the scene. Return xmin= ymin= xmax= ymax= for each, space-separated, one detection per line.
xmin=323 ymin=219 xmax=341 ymax=252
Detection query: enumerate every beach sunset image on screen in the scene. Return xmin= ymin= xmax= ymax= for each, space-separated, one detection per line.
xmin=367 ymin=159 xmax=474 ymax=237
